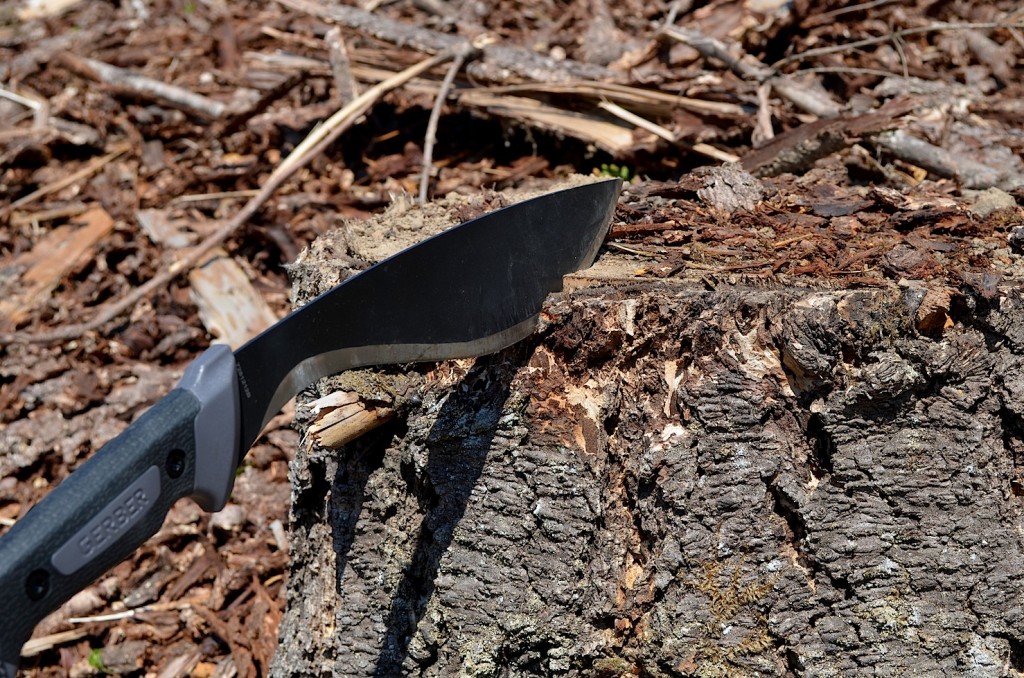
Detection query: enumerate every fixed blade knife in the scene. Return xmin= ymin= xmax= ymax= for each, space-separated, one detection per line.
xmin=0 ymin=178 xmax=621 ymax=674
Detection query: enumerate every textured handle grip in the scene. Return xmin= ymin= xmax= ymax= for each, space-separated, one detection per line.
xmin=0 ymin=389 xmax=200 ymax=673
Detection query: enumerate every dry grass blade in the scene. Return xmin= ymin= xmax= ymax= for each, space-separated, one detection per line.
xmin=597 ymin=100 xmax=740 ymax=163
xmin=470 ymin=81 xmax=747 ymax=118
xmin=5 ymin=143 xmax=130 ymax=212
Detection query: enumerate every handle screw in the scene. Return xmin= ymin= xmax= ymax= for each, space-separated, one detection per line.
xmin=26 ymin=569 xmax=49 ymax=601
xmin=166 ymin=449 xmax=186 ymax=478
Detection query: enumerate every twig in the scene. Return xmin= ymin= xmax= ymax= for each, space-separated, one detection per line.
xmin=663 ymin=0 xmax=693 ymax=28
xmin=0 ymin=86 xmax=42 ymax=111
xmin=773 ymin=21 xmax=1024 ymax=68
xmin=325 ymin=26 xmax=361 ymax=105
xmin=871 ymin=129 xmax=1004 ymax=189
xmin=470 ymin=81 xmax=747 ymax=118
xmin=661 ymin=24 xmax=842 ymax=117
xmin=754 ymin=82 xmax=774 ymax=143
xmin=606 ymin=242 xmax=660 ymax=257
xmin=66 ymin=599 xmax=195 ymax=624
xmin=5 ymin=142 xmax=130 ymax=212
xmin=1 ymin=52 xmax=454 ymax=346
xmin=770 ymin=77 xmax=842 ymax=118
xmin=419 ymin=49 xmax=469 ymax=204
xmin=276 ymin=0 xmax=615 ymax=84
xmin=598 ymin=99 xmax=675 ymax=142
xmin=10 ymin=204 xmax=90 ymax=227
xmin=660 ymin=25 xmax=772 ymax=81
xmin=260 ymin=25 xmax=323 ymax=50
xmin=800 ymin=66 xmax=903 ymax=78
xmin=812 ymin=0 xmax=899 ymax=22
xmin=597 ymin=100 xmax=740 ymax=163
xmin=58 ymin=53 xmax=229 ymax=120
xmin=169 ymin=189 xmax=260 ymax=205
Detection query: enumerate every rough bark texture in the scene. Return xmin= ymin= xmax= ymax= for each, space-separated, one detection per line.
xmin=271 ymin=202 xmax=1024 ymax=677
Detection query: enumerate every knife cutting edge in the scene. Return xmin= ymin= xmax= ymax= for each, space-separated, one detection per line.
xmin=0 ymin=178 xmax=621 ymax=674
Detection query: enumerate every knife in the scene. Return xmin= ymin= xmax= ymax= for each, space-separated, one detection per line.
xmin=0 ymin=178 xmax=620 ymax=674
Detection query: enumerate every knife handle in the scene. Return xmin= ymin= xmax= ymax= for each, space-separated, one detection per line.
xmin=0 ymin=345 xmax=240 ymax=675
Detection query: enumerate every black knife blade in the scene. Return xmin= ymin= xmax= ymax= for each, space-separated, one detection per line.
xmin=0 ymin=178 xmax=621 ymax=674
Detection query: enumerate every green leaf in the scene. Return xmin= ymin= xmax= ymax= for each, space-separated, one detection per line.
xmin=88 ymin=648 xmax=113 ymax=675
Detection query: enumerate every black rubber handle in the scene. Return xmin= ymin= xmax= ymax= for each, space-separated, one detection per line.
xmin=0 ymin=388 xmax=200 ymax=675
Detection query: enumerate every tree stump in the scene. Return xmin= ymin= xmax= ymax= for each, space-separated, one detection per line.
xmin=270 ymin=178 xmax=1024 ymax=677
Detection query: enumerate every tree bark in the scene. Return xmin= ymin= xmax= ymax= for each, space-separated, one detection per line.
xmin=270 ymin=191 xmax=1024 ymax=677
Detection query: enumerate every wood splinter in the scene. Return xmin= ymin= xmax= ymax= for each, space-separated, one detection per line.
xmin=304 ymin=373 xmax=423 ymax=449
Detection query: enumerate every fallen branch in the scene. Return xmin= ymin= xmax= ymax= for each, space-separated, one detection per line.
xmin=2 ymin=52 xmax=454 ymax=346
xmin=276 ymin=0 xmax=616 ymax=84
xmin=58 ymin=53 xmax=229 ymax=120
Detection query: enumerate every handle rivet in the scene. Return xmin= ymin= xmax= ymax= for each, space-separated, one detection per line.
xmin=26 ymin=569 xmax=49 ymax=601
xmin=166 ymin=449 xmax=186 ymax=479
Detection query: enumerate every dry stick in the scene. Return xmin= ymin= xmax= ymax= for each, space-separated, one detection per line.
xmin=661 ymin=25 xmax=772 ymax=81
xmin=802 ymin=66 xmax=904 ymax=78
xmin=871 ymin=129 xmax=1004 ymax=189
xmin=418 ymin=48 xmax=469 ymax=204
xmin=469 ymin=81 xmax=746 ymax=118
xmin=0 ymin=86 xmax=42 ymax=111
xmin=59 ymin=53 xmax=228 ymax=120
xmin=815 ymin=0 xmax=899 ymax=21
xmin=754 ymin=82 xmax=774 ymax=143
xmin=276 ymin=0 xmax=614 ymax=84
xmin=6 ymin=142 xmax=130 ymax=212
xmin=772 ymin=21 xmax=1024 ymax=68
xmin=661 ymin=25 xmax=842 ymax=117
xmin=664 ymin=0 xmax=694 ymax=28
xmin=2 ymin=52 xmax=453 ymax=347
xmin=325 ymin=27 xmax=361 ymax=105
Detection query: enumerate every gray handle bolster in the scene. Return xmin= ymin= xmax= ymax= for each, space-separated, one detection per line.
xmin=177 ymin=344 xmax=241 ymax=512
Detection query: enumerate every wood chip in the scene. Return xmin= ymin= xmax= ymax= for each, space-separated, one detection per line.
xmin=0 ymin=206 xmax=114 ymax=330
xmin=187 ymin=249 xmax=279 ymax=348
